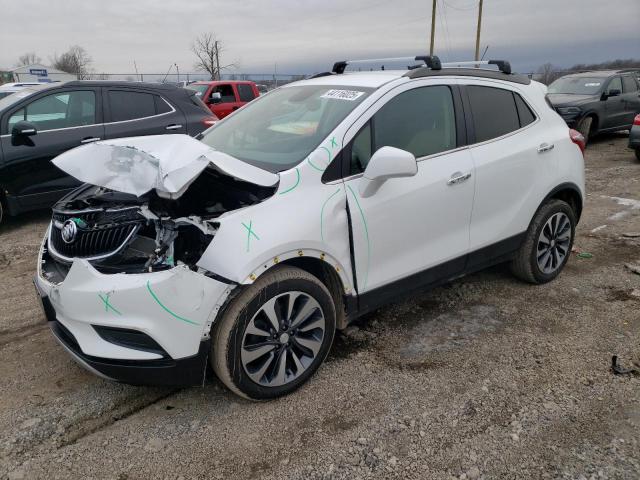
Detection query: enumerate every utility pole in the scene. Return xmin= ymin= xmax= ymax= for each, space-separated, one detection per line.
xmin=474 ymin=0 xmax=484 ymax=61
xmin=214 ymin=40 xmax=221 ymax=80
xmin=430 ymin=0 xmax=437 ymax=56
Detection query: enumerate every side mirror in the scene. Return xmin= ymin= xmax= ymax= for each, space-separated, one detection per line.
xmin=603 ymin=88 xmax=621 ymax=99
xmin=209 ymin=92 xmax=222 ymax=104
xmin=12 ymin=121 xmax=38 ymax=137
xmin=359 ymin=146 xmax=417 ymax=197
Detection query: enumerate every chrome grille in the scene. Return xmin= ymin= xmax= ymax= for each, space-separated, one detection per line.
xmin=49 ymin=209 xmax=142 ymax=262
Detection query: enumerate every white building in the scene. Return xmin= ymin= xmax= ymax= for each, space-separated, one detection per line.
xmin=0 ymin=63 xmax=76 ymax=84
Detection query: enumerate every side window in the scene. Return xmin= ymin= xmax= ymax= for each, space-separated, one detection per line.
xmin=606 ymin=77 xmax=622 ymax=94
xmin=108 ymin=90 xmax=156 ymax=121
xmin=622 ymin=76 xmax=638 ymax=93
xmin=350 ymin=122 xmax=372 ymax=174
xmin=9 ymin=90 xmax=96 ymax=131
xmin=237 ymin=84 xmax=256 ymax=102
xmin=212 ymin=84 xmax=236 ymax=103
xmin=155 ymin=95 xmax=172 ymax=114
xmin=375 ymin=86 xmax=456 ymax=157
xmin=513 ymin=93 xmax=536 ymax=127
xmin=467 ymin=86 xmax=520 ymax=142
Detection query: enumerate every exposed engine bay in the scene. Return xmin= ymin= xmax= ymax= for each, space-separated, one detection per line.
xmin=41 ymin=167 xmax=276 ymax=284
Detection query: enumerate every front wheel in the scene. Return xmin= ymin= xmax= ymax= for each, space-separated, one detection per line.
xmin=510 ymin=199 xmax=576 ymax=284
xmin=211 ymin=265 xmax=336 ymax=400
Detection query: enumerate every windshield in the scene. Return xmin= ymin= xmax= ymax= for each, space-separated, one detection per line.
xmin=548 ymin=76 xmax=606 ymax=95
xmin=199 ymin=85 xmax=372 ymax=172
xmin=186 ymin=84 xmax=209 ymax=98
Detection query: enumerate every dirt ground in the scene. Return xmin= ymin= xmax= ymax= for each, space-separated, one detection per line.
xmin=0 ymin=135 xmax=638 ymax=480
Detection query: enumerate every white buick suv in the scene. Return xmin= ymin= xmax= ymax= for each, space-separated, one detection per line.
xmin=34 ymin=56 xmax=586 ymax=399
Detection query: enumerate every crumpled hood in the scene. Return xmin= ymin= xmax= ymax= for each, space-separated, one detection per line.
xmin=52 ymin=134 xmax=279 ymax=199
xmin=546 ymin=93 xmax=598 ymax=107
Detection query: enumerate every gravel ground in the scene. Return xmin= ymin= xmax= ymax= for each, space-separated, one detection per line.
xmin=0 ymin=134 xmax=638 ymax=480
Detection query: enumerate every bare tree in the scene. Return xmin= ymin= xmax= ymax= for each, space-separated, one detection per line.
xmin=52 ymin=46 xmax=93 ymax=79
xmin=191 ymin=33 xmax=236 ymax=80
xmin=16 ymin=52 xmax=42 ymax=66
xmin=536 ymin=62 xmax=562 ymax=85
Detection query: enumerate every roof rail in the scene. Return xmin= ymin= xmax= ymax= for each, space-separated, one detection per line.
xmin=331 ymin=55 xmax=441 ymax=74
xmin=439 ymin=59 xmax=512 ymax=75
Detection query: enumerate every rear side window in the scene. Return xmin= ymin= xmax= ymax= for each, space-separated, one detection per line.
xmin=155 ymin=96 xmax=172 ymax=114
xmin=237 ymin=84 xmax=256 ymax=102
xmin=108 ymin=90 xmax=156 ymax=121
xmin=514 ymin=93 xmax=536 ymax=127
xmin=622 ymin=76 xmax=638 ymax=93
xmin=467 ymin=86 xmax=520 ymax=142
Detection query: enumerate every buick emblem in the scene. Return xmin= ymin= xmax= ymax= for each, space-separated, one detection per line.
xmin=61 ymin=219 xmax=78 ymax=244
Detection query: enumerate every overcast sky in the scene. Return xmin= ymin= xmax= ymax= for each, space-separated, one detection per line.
xmin=1 ymin=0 xmax=638 ymax=76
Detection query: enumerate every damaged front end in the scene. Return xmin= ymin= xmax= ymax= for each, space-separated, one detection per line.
xmin=42 ymin=167 xmax=275 ymax=282
xmin=35 ymin=135 xmax=279 ymax=386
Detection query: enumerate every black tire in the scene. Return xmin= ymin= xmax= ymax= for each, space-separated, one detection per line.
xmin=212 ymin=265 xmax=336 ymax=400
xmin=576 ymin=116 xmax=593 ymax=146
xmin=635 ymin=149 xmax=640 ymax=162
xmin=510 ymin=199 xmax=576 ymax=284
xmin=0 ymin=199 xmax=4 ymax=227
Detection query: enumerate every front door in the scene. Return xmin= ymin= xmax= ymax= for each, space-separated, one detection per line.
xmin=602 ymin=76 xmax=626 ymax=129
xmin=0 ymin=88 xmax=103 ymax=211
xmin=343 ymin=83 xmax=474 ymax=298
xmin=621 ymin=75 xmax=640 ymax=126
xmin=209 ymin=83 xmax=241 ymax=119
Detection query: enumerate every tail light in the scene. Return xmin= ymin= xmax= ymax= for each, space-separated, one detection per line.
xmin=633 ymin=114 xmax=640 ymax=126
xmin=569 ymin=129 xmax=585 ymax=154
xmin=202 ymin=116 xmax=218 ymax=127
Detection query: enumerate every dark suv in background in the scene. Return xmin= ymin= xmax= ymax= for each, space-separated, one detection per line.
xmin=547 ymin=70 xmax=640 ymax=144
xmin=0 ymin=81 xmax=217 ymax=225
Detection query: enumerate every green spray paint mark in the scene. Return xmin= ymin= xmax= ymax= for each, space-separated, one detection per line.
xmin=98 ymin=293 xmax=122 ymax=316
xmin=320 ymin=188 xmax=342 ymax=242
xmin=146 ymin=281 xmax=199 ymax=326
xmin=347 ymin=185 xmax=370 ymax=291
xmin=307 ymin=156 xmax=326 ymax=172
xmin=330 ymin=137 xmax=338 ymax=148
xmin=71 ymin=217 xmax=87 ymax=228
xmin=320 ymin=146 xmax=332 ymax=163
xmin=242 ymin=220 xmax=260 ymax=252
xmin=279 ymin=167 xmax=300 ymax=195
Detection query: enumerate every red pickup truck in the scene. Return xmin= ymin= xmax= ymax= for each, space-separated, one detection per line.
xmin=186 ymin=81 xmax=260 ymax=119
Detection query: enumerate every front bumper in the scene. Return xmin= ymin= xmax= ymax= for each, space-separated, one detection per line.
xmin=35 ymin=254 xmax=232 ymax=386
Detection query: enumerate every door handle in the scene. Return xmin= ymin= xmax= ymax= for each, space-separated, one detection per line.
xmin=537 ymin=142 xmax=555 ymax=153
xmin=165 ymin=124 xmax=183 ymax=130
xmin=447 ymin=171 xmax=472 ymax=186
xmin=80 ymin=137 xmax=100 ymax=144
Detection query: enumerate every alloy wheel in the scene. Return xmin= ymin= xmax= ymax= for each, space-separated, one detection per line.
xmin=536 ymin=212 xmax=572 ymax=274
xmin=241 ymin=291 xmax=326 ymax=387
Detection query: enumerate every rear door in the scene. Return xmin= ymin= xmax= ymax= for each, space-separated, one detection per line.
xmin=463 ymin=83 xmax=545 ymax=261
xmin=103 ymin=88 xmax=186 ymax=139
xmin=0 ymin=87 xmax=103 ymax=210
xmin=209 ymin=83 xmax=241 ymax=119
xmin=621 ymin=75 xmax=640 ymax=126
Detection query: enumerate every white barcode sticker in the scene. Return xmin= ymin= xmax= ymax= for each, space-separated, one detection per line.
xmin=584 ymin=82 xmax=601 ymax=87
xmin=321 ymin=89 xmax=365 ymax=101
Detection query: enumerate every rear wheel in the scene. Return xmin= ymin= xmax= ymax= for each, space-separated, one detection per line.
xmin=635 ymin=149 xmax=640 ymax=162
xmin=510 ymin=199 xmax=576 ymax=284
xmin=576 ymin=116 xmax=593 ymax=145
xmin=212 ymin=265 xmax=336 ymax=400
xmin=0 ymin=198 xmax=4 ymax=227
